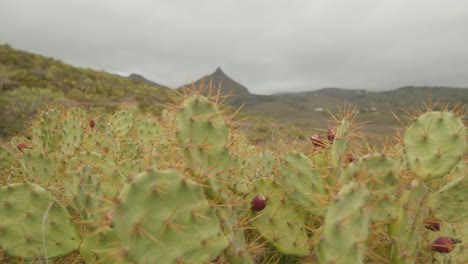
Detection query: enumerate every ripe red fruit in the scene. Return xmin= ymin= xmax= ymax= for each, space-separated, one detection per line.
xmin=424 ymin=219 xmax=440 ymax=231
xmin=428 ymin=237 xmax=461 ymax=253
xmin=346 ymin=153 xmax=357 ymax=163
xmin=309 ymin=134 xmax=325 ymax=148
xmin=251 ymin=195 xmax=267 ymax=211
xmin=17 ymin=143 xmax=27 ymax=151
xmin=89 ymin=120 xmax=95 ymax=128
xmin=327 ymin=126 xmax=336 ymax=142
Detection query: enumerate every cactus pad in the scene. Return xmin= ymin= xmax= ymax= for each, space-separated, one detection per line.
xmin=0 ymin=182 xmax=80 ymax=259
xmin=404 ymin=111 xmax=466 ymax=180
xmin=113 ymin=169 xmax=229 ymax=263
xmin=428 ymin=162 xmax=467 ymax=222
xmin=108 ymin=111 xmax=134 ymax=137
xmin=317 ymin=181 xmax=370 ymax=264
xmin=248 ymin=178 xmax=310 ymax=256
xmin=339 ymin=153 xmax=401 ymax=222
xmin=388 ymin=180 xmax=429 ymax=263
xmin=278 ymin=151 xmax=327 ymax=216
xmin=80 ymin=226 xmax=129 ymax=264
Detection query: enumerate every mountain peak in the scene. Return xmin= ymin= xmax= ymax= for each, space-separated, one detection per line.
xmin=179 ymin=67 xmax=252 ymax=105
xmin=213 ymin=67 xmax=224 ymax=75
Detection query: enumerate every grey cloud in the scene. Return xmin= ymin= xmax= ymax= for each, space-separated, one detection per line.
xmin=1 ymin=0 xmax=467 ymax=94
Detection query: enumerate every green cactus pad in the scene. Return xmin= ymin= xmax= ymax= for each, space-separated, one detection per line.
xmin=278 ymin=151 xmax=327 ymax=216
xmin=66 ymin=151 xmax=123 ymax=210
xmin=137 ymin=117 xmax=166 ymax=146
xmin=309 ymin=150 xmax=329 ymax=171
xmin=249 ymin=178 xmax=310 ymax=257
xmin=404 ymin=111 xmax=467 ymax=180
xmin=119 ymin=139 xmax=140 ymax=160
xmin=0 ymin=182 xmax=80 ymax=259
xmin=176 ymin=95 xmax=229 ymax=147
xmin=339 ymin=153 xmax=401 ymax=222
xmin=388 ymin=180 xmax=429 ymax=264
xmin=216 ymin=204 xmax=255 ymax=264
xmin=317 ymin=181 xmax=370 ymax=264
xmin=227 ymin=155 xmax=251 ymax=194
xmin=113 ymin=169 xmax=229 ymax=263
xmin=20 ymin=149 xmax=64 ymax=185
xmin=108 ymin=111 xmax=134 ymax=137
xmin=243 ymin=150 xmax=276 ymax=179
xmin=80 ymin=226 xmax=129 ymax=264
xmin=176 ymin=95 xmax=231 ymax=198
xmin=61 ymin=117 xmax=83 ymax=156
xmin=330 ymin=119 xmax=350 ymax=166
xmin=32 ymin=109 xmax=63 ymax=152
xmin=0 ymin=147 xmax=13 ymax=171
xmin=428 ymin=162 xmax=467 ymax=222
xmin=73 ymin=165 xmax=105 ymax=221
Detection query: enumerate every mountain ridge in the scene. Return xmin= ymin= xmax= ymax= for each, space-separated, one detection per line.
xmin=1 ymin=44 xmax=466 ymax=142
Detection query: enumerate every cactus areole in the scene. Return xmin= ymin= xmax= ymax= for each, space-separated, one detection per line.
xmin=251 ymin=195 xmax=267 ymax=211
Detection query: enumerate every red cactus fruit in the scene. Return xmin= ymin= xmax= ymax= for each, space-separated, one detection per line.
xmin=251 ymin=195 xmax=267 ymax=211
xmin=346 ymin=153 xmax=357 ymax=163
xmin=89 ymin=120 xmax=95 ymax=128
xmin=428 ymin=237 xmax=461 ymax=253
xmin=309 ymin=134 xmax=325 ymax=148
xmin=424 ymin=218 xmax=441 ymax=231
xmin=17 ymin=143 xmax=28 ymax=151
xmin=327 ymin=126 xmax=336 ymax=142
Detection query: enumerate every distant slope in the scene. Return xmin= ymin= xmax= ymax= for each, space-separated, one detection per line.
xmin=0 ymin=44 xmax=174 ymax=103
xmin=0 ymin=44 xmax=177 ymax=137
xmin=128 ymin=73 xmax=171 ymax=90
xmin=245 ymin=86 xmax=467 ymax=142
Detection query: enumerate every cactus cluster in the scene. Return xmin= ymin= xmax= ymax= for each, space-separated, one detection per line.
xmin=0 ymin=93 xmax=466 ymax=263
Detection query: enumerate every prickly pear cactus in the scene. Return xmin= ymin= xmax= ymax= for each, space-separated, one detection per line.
xmin=316 ymin=181 xmax=370 ymax=264
xmin=80 ymin=226 xmax=129 ymax=264
xmin=339 ymin=153 xmax=401 ymax=222
xmin=0 ymin=147 xmax=13 ymax=173
xmin=388 ymin=180 xmax=429 ymax=264
xmin=176 ymin=95 xmax=231 ymax=198
xmin=404 ymin=111 xmax=466 ymax=181
xmin=278 ymin=151 xmax=327 ymax=216
xmin=32 ymin=109 xmax=63 ymax=152
xmin=428 ymin=162 xmax=468 ymax=222
xmin=20 ymin=149 xmax=64 ymax=185
xmin=108 ymin=110 xmax=134 ymax=137
xmin=0 ymin=182 xmax=80 ymax=260
xmin=61 ymin=116 xmax=83 ymax=156
xmin=330 ymin=119 xmax=350 ymax=166
xmin=248 ymin=178 xmax=310 ymax=257
xmin=113 ymin=169 xmax=229 ymax=263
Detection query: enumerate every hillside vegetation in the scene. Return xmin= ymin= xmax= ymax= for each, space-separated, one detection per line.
xmin=0 ymin=44 xmax=175 ymax=137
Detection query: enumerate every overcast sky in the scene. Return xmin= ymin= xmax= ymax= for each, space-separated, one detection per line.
xmin=1 ymin=0 xmax=467 ymax=94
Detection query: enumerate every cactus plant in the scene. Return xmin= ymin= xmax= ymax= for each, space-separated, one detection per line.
xmin=113 ymin=168 xmax=229 ymax=263
xmin=316 ymin=181 xmax=370 ymax=264
xmin=404 ymin=111 xmax=466 ymax=182
xmin=0 ymin=182 xmax=80 ymax=260
xmin=248 ymin=178 xmax=310 ymax=257
xmin=278 ymin=150 xmax=327 ymax=216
